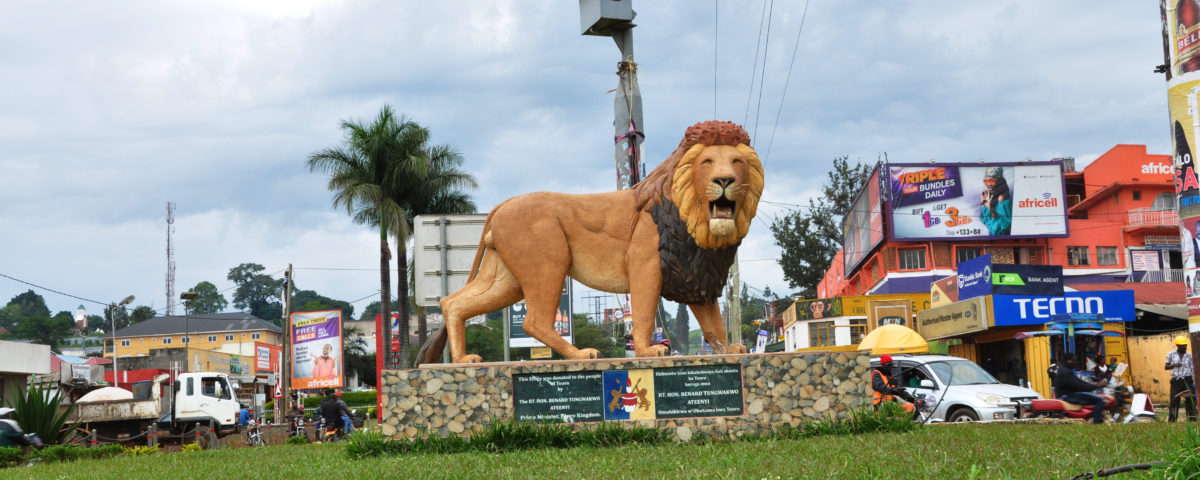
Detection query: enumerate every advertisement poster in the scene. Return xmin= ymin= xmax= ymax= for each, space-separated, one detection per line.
xmin=254 ymin=342 xmax=282 ymax=375
xmin=290 ymin=309 xmax=343 ymax=390
xmin=791 ymin=298 xmax=842 ymax=321
xmin=991 ymin=290 xmax=1136 ymax=326
xmin=509 ymin=282 xmax=573 ymax=348
xmin=842 ymin=164 xmax=885 ymax=273
xmin=1165 ymin=0 xmax=1200 ymax=331
xmin=887 ymin=163 xmax=1068 ymax=241
xmin=930 ymin=275 xmax=959 ymax=308
xmin=957 ymin=254 xmax=993 ymax=300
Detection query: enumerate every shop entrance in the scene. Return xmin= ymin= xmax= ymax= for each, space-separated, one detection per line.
xmin=976 ymin=339 xmax=1028 ymax=386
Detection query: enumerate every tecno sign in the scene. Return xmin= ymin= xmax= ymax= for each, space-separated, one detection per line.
xmin=992 ymin=290 xmax=1134 ymax=326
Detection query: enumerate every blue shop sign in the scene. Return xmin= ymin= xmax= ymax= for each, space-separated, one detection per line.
xmin=957 ymin=254 xmax=992 ymax=300
xmin=992 ymin=290 xmax=1135 ymax=326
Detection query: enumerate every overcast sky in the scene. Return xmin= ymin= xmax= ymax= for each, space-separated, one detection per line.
xmin=0 ymin=1 xmax=1170 ymax=325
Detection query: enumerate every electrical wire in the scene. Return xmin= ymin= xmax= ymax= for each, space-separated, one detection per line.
xmin=752 ymin=0 xmax=774 ymax=143
xmin=764 ymin=0 xmax=811 ymax=163
xmin=743 ymin=0 xmax=768 ymax=128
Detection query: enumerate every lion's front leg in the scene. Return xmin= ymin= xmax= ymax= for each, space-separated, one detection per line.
xmin=628 ymin=215 xmax=669 ymax=358
xmin=689 ymin=302 xmax=746 ymax=354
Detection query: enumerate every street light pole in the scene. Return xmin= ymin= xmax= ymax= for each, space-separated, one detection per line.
xmin=180 ymin=291 xmax=197 ymax=372
xmin=112 ymin=295 xmax=135 ymax=390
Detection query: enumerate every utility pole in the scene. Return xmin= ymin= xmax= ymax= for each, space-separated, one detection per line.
xmin=280 ymin=264 xmax=293 ymax=423
xmin=580 ymin=0 xmax=643 ymax=190
xmin=727 ymin=258 xmax=742 ymax=348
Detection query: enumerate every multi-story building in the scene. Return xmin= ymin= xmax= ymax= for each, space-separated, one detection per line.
xmin=105 ymin=312 xmax=282 ymax=359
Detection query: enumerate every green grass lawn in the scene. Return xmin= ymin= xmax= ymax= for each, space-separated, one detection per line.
xmin=9 ymin=422 xmax=1192 ymax=480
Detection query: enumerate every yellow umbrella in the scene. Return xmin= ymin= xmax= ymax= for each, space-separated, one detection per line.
xmin=857 ymin=324 xmax=929 ymax=355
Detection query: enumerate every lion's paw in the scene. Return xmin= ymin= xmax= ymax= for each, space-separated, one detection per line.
xmin=453 ymin=354 xmax=483 ymax=364
xmin=571 ymin=348 xmax=599 ymax=360
xmin=635 ymin=345 xmax=670 ymax=357
xmin=726 ymin=344 xmax=748 ymax=354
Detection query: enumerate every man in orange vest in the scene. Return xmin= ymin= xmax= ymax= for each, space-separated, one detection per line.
xmin=872 ymin=354 xmax=915 ymax=408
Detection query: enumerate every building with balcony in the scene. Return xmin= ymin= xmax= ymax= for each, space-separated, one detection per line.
xmin=104 ymin=312 xmax=282 ymax=359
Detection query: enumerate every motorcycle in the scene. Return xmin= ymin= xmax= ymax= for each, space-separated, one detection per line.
xmin=1028 ymin=386 xmax=1156 ymax=423
xmin=244 ymin=418 xmax=264 ymax=447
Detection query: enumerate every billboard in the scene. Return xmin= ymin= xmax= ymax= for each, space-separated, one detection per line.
xmin=886 ymin=162 xmax=1069 ymax=241
xmin=842 ymin=164 xmax=885 ymax=273
xmin=791 ymin=298 xmax=843 ymax=321
xmin=290 ymin=309 xmax=343 ymax=390
xmin=991 ymin=290 xmax=1135 ymax=326
xmin=917 ymin=296 xmax=989 ymax=340
xmin=509 ymin=281 xmax=573 ymax=348
xmin=254 ymin=342 xmax=282 ymax=375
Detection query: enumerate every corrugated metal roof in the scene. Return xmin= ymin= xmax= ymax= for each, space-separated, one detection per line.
xmin=113 ymin=312 xmax=281 ymax=338
xmin=1067 ymin=282 xmax=1184 ymax=305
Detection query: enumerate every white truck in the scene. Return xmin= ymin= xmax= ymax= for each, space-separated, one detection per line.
xmin=70 ymin=372 xmax=242 ymax=448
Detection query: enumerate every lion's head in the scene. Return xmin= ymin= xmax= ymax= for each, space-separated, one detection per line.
xmin=636 ymin=121 xmax=764 ymax=250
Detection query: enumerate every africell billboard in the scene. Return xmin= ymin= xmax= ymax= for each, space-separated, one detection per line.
xmin=886 ymin=162 xmax=1069 ymax=241
xmin=842 ymin=164 xmax=884 ymax=273
xmin=290 ymin=309 xmax=343 ymax=390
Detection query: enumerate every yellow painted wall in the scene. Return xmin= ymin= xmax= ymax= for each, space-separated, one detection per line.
xmin=947 ymin=342 xmax=978 ymax=364
xmin=1127 ymin=329 xmax=1186 ymax=406
xmin=107 ymin=330 xmax=282 ymax=358
xmin=1024 ymin=336 xmax=1052 ymax=399
xmin=1101 ymin=324 xmax=1131 ymax=384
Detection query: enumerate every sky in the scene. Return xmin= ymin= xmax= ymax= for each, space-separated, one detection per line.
xmin=0 ymin=1 xmax=1172 ymax=326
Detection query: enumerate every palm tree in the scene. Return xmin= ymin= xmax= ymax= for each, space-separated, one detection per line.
xmin=389 ymin=133 xmax=478 ymax=364
xmin=307 ymin=105 xmax=425 ymax=369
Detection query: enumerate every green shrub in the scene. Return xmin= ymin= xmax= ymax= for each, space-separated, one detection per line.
xmin=84 ymin=444 xmax=124 ymax=459
xmin=0 ymin=446 xmax=23 ymax=468
xmin=5 ymin=384 xmax=77 ymax=445
xmin=181 ymin=442 xmax=203 ymax=452
xmin=787 ymin=403 xmax=917 ymax=440
xmin=286 ymin=435 xmax=308 ymax=445
xmin=37 ymin=445 xmax=81 ymax=463
xmin=344 ymin=419 xmax=670 ymax=459
xmin=122 ymin=444 xmax=159 ymax=456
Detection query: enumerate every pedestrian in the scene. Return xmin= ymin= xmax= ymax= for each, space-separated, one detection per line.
xmin=1165 ymin=335 xmax=1197 ymax=422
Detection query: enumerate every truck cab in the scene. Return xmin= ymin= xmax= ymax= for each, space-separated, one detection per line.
xmin=166 ymin=372 xmax=241 ymax=435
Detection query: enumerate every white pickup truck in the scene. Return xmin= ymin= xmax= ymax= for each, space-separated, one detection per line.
xmin=71 ymin=372 xmax=242 ymax=447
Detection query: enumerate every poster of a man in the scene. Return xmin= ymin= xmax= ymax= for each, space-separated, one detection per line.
xmin=290 ymin=310 xmax=343 ymax=390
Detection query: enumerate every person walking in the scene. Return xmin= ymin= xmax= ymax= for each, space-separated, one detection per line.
xmin=1165 ymin=335 xmax=1197 ymax=422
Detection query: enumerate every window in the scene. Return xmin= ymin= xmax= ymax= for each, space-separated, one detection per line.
xmin=955 ymin=247 xmax=982 ymax=265
xmin=1152 ymin=192 xmax=1177 ymax=211
xmin=251 ymin=333 xmax=261 ymax=340
xmin=120 ymin=339 xmax=130 ymax=347
xmin=1132 ymin=191 xmax=1142 ymax=201
xmin=225 ymin=334 xmax=234 ymax=341
xmin=162 ymin=337 xmax=173 ymax=345
xmin=1096 ymin=246 xmax=1118 ymax=266
xmin=181 ymin=336 xmax=190 ymax=344
xmin=898 ymin=248 xmax=926 ymax=270
xmin=1067 ymin=246 xmax=1090 ymax=266
xmin=849 ymin=324 xmax=867 ymax=344
xmin=809 ymin=321 xmax=835 ymax=347
xmin=200 ymin=377 xmax=230 ymax=400
xmin=208 ymin=335 xmax=217 ymax=342
xmin=186 ymin=377 xmax=194 ymax=396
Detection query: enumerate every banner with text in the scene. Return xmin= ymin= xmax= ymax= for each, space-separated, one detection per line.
xmin=509 ymin=282 xmax=573 ymax=348
xmin=254 ymin=342 xmax=281 ymax=375
xmin=290 ymin=309 xmax=343 ymax=390
xmin=991 ymin=290 xmax=1135 ymax=327
xmin=887 ymin=162 xmax=1068 ymax=241
xmin=917 ymin=296 xmax=989 ymax=340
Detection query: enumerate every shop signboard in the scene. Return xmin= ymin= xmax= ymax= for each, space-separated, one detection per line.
xmin=842 ymin=164 xmax=885 ymax=273
xmin=1131 ymin=250 xmax=1162 ymax=272
xmin=509 ymin=282 xmax=573 ymax=348
xmin=991 ymin=290 xmax=1135 ymax=326
xmin=886 ymin=162 xmax=1069 ymax=241
xmin=931 ymin=275 xmax=959 ymax=307
xmin=841 ymin=293 xmax=931 ymax=318
xmin=991 ymin=264 xmax=1064 ymax=296
xmin=867 ymin=299 xmax=912 ymax=329
xmin=957 ymin=254 xmax=992 ymax=300
xmin=254 ymin=342 xmax=281 ymax=375
xmin=916 ymin=296 xmax=989 ymax=340
xmin=791 ymin=298 xmax=842 ymax=321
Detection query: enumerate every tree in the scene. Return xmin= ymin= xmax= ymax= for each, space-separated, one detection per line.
xmin=129 ymin=305 xmax=156 ymax=324
xmin=227 ymin=263 xmax=283 ymax=324
xmin=770 ymin=157 xmax=870 ymax=297
xmin=291 ymin=289 xmax=354 ymax=319
xmin=185 ymin=281 xmax=228 ymax=314
xmin=12 ymin=311 xmax=74 ymax=350
xmin=308 ymin=106 xmax=426 ymax=369
xmin=572 ymin=314 xmax=622 ymax=358
xmin=0 ymin=290 xmax=50 ymax=331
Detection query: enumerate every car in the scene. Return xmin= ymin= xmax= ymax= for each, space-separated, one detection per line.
xmin=870 ymin=354 xmax=1042 ymax=422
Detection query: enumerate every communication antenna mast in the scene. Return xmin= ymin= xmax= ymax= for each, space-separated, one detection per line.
xmin=166 ymin=202 xmax=176 ymax=315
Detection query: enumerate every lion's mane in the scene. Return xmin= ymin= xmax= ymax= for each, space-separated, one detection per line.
xmin=634 ymin=121 xmax=764 ymax=250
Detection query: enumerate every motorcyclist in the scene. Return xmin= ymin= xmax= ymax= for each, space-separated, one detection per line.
xmin=319 ymin=389 xmax=352 ymax=438
xmin=1052 ymin=355 xmax=1107 ymax=424
xmin=872 ymin=354 xmax=915 ymax=409
xmin=0 ymin=408 xmax=40 ymax=448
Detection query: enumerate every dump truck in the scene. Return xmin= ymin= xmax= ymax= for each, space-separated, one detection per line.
xmin=70 ymin=372 xmax=242 ymax=448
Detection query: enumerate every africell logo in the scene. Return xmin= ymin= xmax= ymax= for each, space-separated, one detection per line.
xmin=1017 ymin=192 xmax=1058 ymax=209
xmin=1142 ymin=163 xmax=1172 ymax=175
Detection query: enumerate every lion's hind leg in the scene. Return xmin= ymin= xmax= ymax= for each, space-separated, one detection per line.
xmin=440 ymin=250 xmax=523 ymax=363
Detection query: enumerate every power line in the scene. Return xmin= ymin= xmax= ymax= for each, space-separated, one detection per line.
xmin=765 ymin=0 xmax=811 ymax=163
xmin=0 ymin=271 xmax=108 ymax=307
xmin=743 ymin=0 xmax=768 ymax=127
xmin=752 ymin=0 xmax=775 ymax=143
xmin=714 ymin=0 xmax=719 ymax=119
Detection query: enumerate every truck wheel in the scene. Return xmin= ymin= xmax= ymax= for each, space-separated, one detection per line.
xmin=948 ymin=408 xmax=979 ymax=422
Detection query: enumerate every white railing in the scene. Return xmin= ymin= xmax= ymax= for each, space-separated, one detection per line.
xmin=1128 ymin=208 xmax=1179 ymax=227
xmin=1130 ymin=269 xmax=1185 ymax=283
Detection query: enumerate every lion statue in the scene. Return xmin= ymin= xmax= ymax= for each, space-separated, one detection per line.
xmin=415 ymin=120 xmax=764 ymax=365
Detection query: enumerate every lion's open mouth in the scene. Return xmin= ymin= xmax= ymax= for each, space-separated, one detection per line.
xmin=710 ymin=198 xmax=735 ymax=220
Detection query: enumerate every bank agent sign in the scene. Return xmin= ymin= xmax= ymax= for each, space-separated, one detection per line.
xmin=290 ymin=309 xmax=343 ymax=390
xmin=991 ymin=290 xmax=1135 ymax=327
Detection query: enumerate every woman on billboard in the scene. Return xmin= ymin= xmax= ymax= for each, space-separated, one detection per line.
xmin=980 ymin=166 xmax=1012 ymax=236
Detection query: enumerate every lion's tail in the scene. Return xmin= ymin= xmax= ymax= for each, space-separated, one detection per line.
xmin=414 ymin=208 xmax=500 ymax=367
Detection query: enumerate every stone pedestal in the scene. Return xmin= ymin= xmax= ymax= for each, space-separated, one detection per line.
xmin=378 ymin=350 xmax=870 ymax=442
